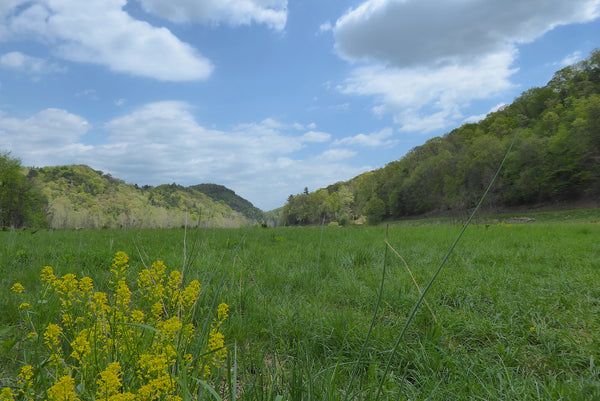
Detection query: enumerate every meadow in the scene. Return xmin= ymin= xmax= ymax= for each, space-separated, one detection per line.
xmin=1 ymin=209 xmax=599 ymax=400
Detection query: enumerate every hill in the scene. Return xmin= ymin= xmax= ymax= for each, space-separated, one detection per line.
xmin=190 ymin=184 xmax=264 ymax=222
xmin=281 ymin=49 xmax=600 ymax=225
xmin=25 ymin=165 xmax=254 ymax=229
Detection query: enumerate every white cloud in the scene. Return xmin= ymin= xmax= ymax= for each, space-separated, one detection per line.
xmin=339 ymin=51 xmax=517 ymax=133
xmin=1 ymin=0 xmax=213 ymax=81
xmin=333 ymin=127 xmax=396 ymax=147
xmin=318 ymin=149 xmax=357 ymax=161
xmin=332 ymin=0 xmax=600 ymax=133
xmin=302 ymin=131 xmax=331 ymax=143
xmin=318 ymin=21 xmax=332 ymax=33
xmin=557 ymin=51 xmax=584 ymax=67
xmin=0 ymin=108 xmax=91 ymax=164
xmin=136 ymin=0 xmax=288 ymax=30
xmin=0 ymin=103 xmax=366 ymax=210
xmin=463 ymin=103 xmax=509 ymax=125
xmin=334 ymin=0 xmax=600 ymax=67
xmin=0 ymin=51 xmax=64 ymax=74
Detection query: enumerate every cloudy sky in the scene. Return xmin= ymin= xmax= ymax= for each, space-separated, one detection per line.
xmin=1 ymin=0 xmax=599 ymax=210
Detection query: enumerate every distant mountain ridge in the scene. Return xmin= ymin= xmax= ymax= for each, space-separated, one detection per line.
xmin=26 ymin=164 xmax=262 ymax=229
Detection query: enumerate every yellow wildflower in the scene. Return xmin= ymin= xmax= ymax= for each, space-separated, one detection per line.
xmin=111 ymin=252 xmax=129 ymax=278
xmin=47 ymin=375 xmax=78 ymax=401
xmin=158 ymin=316 xmax=182 ymax=341
xmin=19 ymin=302 xmax=31 ymax=310
xmin=91 ymin=292 xmax=110 ymax=317
xmin=78 ymin=276 xmax=94 ymax=295
xmin=115 ymin=280 xmax=132 ymax=312
xmin=70 ymin=329 xmax=91 ymax=362
xmin=217 ymin=303 xmax=229 ymax=321
xmin=0 ymin=387 xmax=15 ymax=401
xmin=207 ymin=328 xmax=227 ymax=366
xmin=151 ymin=301 xmax=164 ymax=319
xmin=41 ymin=266 xmax=56 ymax=283
xmin=11 ymin=282 xmax=24 ymax=294
xmin=44 ymin=323 xmax=62 ymax=348
xmin=167 ymin=270 xmax=182 ymax=291
xmin=530 ymin=327 xmax=536 ymax=332
xmin=131 ymin=310 xmax=145 ymax=323
xmin=96 ymin=362 xmax=123 ymax=398
xmin=181 ymin=281 xmax=201 ymax=308
xmin=17 ymin=365 xmax=34 ymax=384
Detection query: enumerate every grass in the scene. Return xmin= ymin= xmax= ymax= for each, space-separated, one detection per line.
xmin=1 ymin=210 xmax=600 ymax=399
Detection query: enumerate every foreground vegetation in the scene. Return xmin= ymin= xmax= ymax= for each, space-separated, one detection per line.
xmin=2 ymin=208 xmax=599 ymax=399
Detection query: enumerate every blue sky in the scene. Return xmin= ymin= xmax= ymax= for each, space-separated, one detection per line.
xmin=1 ymin=0 xmax=599 ymax=210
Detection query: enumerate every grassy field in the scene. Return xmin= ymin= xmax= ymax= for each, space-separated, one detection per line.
xmin=1 ymin=209 xmax=599 ymax=400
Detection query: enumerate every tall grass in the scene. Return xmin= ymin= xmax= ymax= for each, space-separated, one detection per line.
xmin=1 ymin=213 xmax=600 ymax=399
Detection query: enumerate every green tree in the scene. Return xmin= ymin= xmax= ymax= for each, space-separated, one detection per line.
xmin=0 ymin=152 xmax=48 ymax=228
xmin=365 ymin=196 xmax=386 ymax=225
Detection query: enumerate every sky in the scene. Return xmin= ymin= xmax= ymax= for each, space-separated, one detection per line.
xmin=1 ymin=0 xmax=599 ymax=211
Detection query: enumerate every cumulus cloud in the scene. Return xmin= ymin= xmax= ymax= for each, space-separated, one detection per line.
xmin=0 ymin=0 xmax=213 ymax=81
xmin=334 ymin=0 xmax=600 ymax=67
xmin=136 ymin=0 xmax=287 ymax=30
xmin=0 ymin=51 xmax=65 ymax=74
xmin=0 ymin=108 xmax=91 ymax=164
xmin=332 ymin=0 xmax=600 ymax=132
xmin=302 ymin=131 xmax=331 ymax=143
xmin=333 ymin=127 xmax=396 ymax=147
xmin=0 ymin=103 xmax=366 ymax=210
xmin=318 ymin=149 xmax=357 ymax=161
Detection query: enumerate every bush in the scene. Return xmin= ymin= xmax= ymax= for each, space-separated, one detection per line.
xmin=365 ymin=197 xmax=386 ymax=225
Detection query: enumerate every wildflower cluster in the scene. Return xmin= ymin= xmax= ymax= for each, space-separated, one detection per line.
xmin=2 ymin=252 xmax=229 ymax=401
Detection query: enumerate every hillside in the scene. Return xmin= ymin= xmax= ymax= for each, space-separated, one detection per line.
xmin=190 ymin=184 xmax=264 ymax=222
xmin=25 ymin=165 xmax=254 ymax=229
xmin=282 ymin=49 xmax=600 ymax=225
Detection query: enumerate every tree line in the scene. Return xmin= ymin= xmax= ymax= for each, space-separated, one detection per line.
xmin=281 ymin=49 xmax=600 ymax=225
xmin=0 ymin=161 xmax=258 ymax=229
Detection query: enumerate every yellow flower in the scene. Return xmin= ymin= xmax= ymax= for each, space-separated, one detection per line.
xmin=111 ymin=252 xmax=129 ymax=274
xmin=47 ymin=376 xmax=79 ymax=401
xmin=96 ymin=362 xmax=123 ymax=398
xmin=217 ymin=303 xmax=229 ymax=321
xmin=17 ymin=365 xmax=34 ymax=387
xmin=207 ymin=328 xmax=227 ymax=367
xmin=11 ymin=282 xmax=24 ymax=294
xmin=158 ymin=317 xmax=182 ymax=340
xmin=44 ymin=323 xmax=62 ymax=348
xmin=19 ymin=302 xmax=31 ymax=310
xmin=70 ymin=329 xmax=91 ymax=362
xmin=79 ymin=277 xmax=94 ymax=294
xmin=41 ymin=266 xmax=56 ymax=283
xmin=0 ymin=387 xmax=15 ymax=401
xmin=151 ymin=301 xmax=164 ymax=318
xmin=181 ymin=281 xmax=201 ymax=309
xmin=530 ymin=327 xmax=536 ymax=332
xmin=115 ymin=280 xmax=132 ymax=312
xmin=131 ymin=310 xmax=145 ymax=323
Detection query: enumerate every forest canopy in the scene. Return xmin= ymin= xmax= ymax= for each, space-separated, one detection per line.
xmin=281 ymin=49 xmax=600 ymax=225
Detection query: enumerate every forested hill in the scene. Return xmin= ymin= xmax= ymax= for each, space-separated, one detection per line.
xmin=282 ymin=49 xmax=600 ymax=226
xmin=190 ymin=184 xmax=264 ymax=222
xmin=23 ymin=165 xmax=259 ymax=229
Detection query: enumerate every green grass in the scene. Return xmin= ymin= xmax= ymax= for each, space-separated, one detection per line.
xmin=1 ymin=212 xmax=599 ymax=400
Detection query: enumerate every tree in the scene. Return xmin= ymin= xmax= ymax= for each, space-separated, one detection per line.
xmin=0 ymin=152 xmax=48 ymax=228
xmin=365 ymin=196 xmax=386 ymax=225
